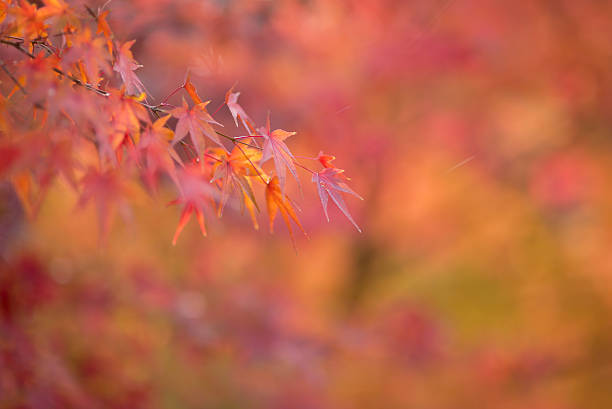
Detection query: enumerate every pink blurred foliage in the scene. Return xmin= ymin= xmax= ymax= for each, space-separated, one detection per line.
xmin=2 ymin=0 xmax=612 ymax=408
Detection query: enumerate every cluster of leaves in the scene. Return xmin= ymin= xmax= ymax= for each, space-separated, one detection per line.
xmin=0 ymin=0 xmax=362 ymax=246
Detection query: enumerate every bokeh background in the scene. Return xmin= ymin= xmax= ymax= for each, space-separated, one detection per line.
xmin=3 ymin=0 xmax=612 ymax=408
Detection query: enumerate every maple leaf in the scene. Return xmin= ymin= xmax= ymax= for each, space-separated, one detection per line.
xmin=96 ymin=10 xmax=113 ymax=55
xmin=18 ymin=52 xmax=62 ymax=103
xmin=39 ymin=0 xmax=70 ymax=16
xmin=91 ymin=120 xmax=124 ymax=168
xmin=209 ymin=145 xmax=262 ymax=220
xmin=183 ymin=73 xmax=203 ymax=104
xmin=90 ymin=90 xmax=148 ymax=167
xmin=37 ymin=130 xmax=79 ymax=191
xmin=317 ymin=151 xmax=337 ymax=169
xmin=265 ymin=176 xmax=307 ymax=247
xmin=169 ymin=165 xmax=218 ymax=245
xmin=171 ymin=98 xmax=224 ymax=161
xmin=243 ymin=189 xmax=259 ymax=230
xmin=108 ymin=90 xmax=150 ymax=137
xmin=9 ymin=1 xmax=48 ymax=43
xmin=0 ymin=2 xmax=7 ymax=24
xmin=113 ymin=40 xmax=148 ymax=97
xmin=259 ymin=113 xmax=299 ymax=193
xmin=77 ymin=168 xmax=132 ymax=242
xmin=225 ymin=86 xmax=256 ymax=134
xmin=312 ymin=167 xmax=363 ymax=232
xmin=137 ymin=115 xmax=180 ymax=192
xmin=62 ymin=29 xmax=111 ymax=86
xmin=12 ymin=170 xmax=43 ymax=218
xmin=39 ymin=0 xmax=79 ymax=31
xmin=316 ymin=150 xmax=352 ymax=181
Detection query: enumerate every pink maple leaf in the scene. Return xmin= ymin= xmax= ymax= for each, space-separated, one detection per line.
xmin=312 ymin=167 xmax=363 ymax=232
xmin=169 ymin=165 xmax=219 ymax=245
xmin=259 ymin=113 xmax=299 ymax=193
xmin=171 ymin=98 xmax=224 ymax=161
xmin=225 ymin=86 xmax=256 ymax=135
xmin=113 ymin=40 xmax=148 ymax=97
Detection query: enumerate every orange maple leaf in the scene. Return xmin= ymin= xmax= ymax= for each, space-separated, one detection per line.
xmin=209 ymin=145 xmax=263 ymax=220
xmin=265 ymin=176 xmax=307 ymax=247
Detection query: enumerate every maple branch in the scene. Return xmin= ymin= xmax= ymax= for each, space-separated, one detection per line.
xmin=178 ymin=140 xmax=194 ymax=159
xmin=160 ymin=85 xmax=183 ymax=104
xmin=204 ymin=152 xmax=222 ymax=163
xmin=234 ymin=135 xmax=263 ymax=140
xmin=84 ymin=4 xmax=98 ymax=19
xmin=3 ymin=35 xmax=316 ymax=180
xmin=294 ymin=154 xmax=319 ymax=160
xmin=7 ymin=36 xmax=58 ymax=56
xmin=1 ymin=37 xmax=111 ymax=97
xmin=0 ymin=38 xmax=36 ymax=58
xmin=211 ymin=100 xmax=225 ymax=115
xmin=2 ymin=34 xmax=316 ymax=185
xmin=0 ymin=36 xmax=174 ymax=118
xmin=292 ymin=160 xmax=315 ymax=175
xmin=53 ymin=67 xmax=111 ymax=96
xmin=34 ymin=41 xmax=55 ymax=56
xmin=141 ymin=103 xmax=169 ymax=115
xmin=215 ymin=131 xmax=261 ymax=149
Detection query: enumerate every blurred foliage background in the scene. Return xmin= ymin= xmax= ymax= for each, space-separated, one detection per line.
xmin=2 ymin=0 xmax=612 ymax=408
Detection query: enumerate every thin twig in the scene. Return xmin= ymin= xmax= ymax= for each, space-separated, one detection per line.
xmin=216 ymin=131 xmax=261 ymax=149
xmin=1 ymin=39 xmax=35 ymax=58
xmin=160 ymin=85 xmax=183 ymax=104
xmin=293 ymin=160 xmax=315 ymax=174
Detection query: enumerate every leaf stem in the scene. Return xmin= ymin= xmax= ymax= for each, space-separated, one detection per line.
xmin=160 ymin=85 xmax=183 ymax=104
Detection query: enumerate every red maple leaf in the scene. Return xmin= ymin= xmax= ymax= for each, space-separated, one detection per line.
xmin=317 ymin=151 xmax=338 ymax=169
